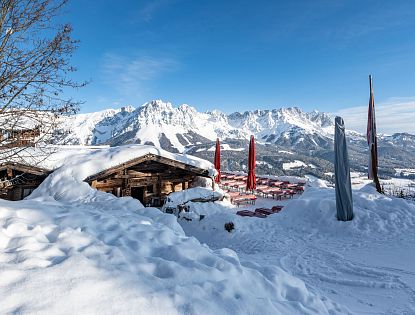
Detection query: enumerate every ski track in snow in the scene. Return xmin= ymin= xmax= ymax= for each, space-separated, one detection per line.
xmin=180 ymin=189 xmax=415 ymax=315
xmin=202 ymin=227 xmax=415 ymax=314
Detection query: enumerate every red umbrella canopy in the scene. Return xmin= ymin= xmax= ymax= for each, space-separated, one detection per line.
xmin=214 ymin=138 xmax=221 ymax=183
xmin=246 ymin=135 xmax=256 ymax=190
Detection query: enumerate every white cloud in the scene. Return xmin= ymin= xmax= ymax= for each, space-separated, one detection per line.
xmin=335 ymin=98 xmax=415 ymax=135
xmin=100 ymin=53 xmax=177 ymax=101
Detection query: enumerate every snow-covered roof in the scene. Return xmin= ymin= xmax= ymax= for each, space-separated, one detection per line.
xmin=0 ymin=161 xmax=49 ymax=173
xmin=27 ymin=144 xmax=216 ymax=201
xmin=84 ymin=150 xmax=213 ymax=182
xmin=1 ymin=144 xmax=216 ymax=175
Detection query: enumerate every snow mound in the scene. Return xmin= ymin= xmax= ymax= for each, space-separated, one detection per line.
xmin=279 ymin=185 xmax=415 ymax=236
xmin=1 ymin=197 xmax=341 ymax=314
xmin=163 ymin=187 xmax=224 ymax=209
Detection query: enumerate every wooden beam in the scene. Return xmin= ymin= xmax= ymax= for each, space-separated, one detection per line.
xmin=0 ymin=162 xmax=49 ymax=176
xmin=149 ymin=155 xmax=209 ymax=176
xmin=84 ymin=153 xmax=210 ymax=183
xmin=126 ymin=170 xmax=152 ymax=176
xmin=93 ymin=178 xmax=124 ymax=189
xmin=128 ymin=178 xmax=159 ymax=186
xmin=85 ymin=155 xmax=151 ymax=182
xmin=114 ymin=173 xmax=156 ymax=179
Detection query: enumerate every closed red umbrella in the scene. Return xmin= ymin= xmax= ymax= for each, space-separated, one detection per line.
xmin=367 ymin=75 xmax=381 ymax=193
xmin=214 ymin=138 xmax=221 ymax=183
xmin=246 ymin=135 xmax=256 ymax=190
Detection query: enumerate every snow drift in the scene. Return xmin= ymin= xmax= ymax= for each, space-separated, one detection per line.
xmin=177 ymin=184 xmax=415 ymax=314
xmin=279 ymin=184 xmax=415 ymax=237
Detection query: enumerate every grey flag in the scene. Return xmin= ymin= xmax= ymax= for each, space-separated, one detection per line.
xmin=334 ymin=116 xmax=354 ymax=221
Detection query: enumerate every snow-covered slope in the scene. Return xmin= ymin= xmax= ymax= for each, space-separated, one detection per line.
xmin=178 ymin=184 xmax=415 ymax=314
xmin=55 ymin=100 xmax=339 ymax=152
xmin=0 ymin=147 xmax=345 ymax=314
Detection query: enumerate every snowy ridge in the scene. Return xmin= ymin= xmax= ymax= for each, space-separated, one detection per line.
xmin=52 ymin=100 xmax=415 ymax=178
xmin=55 ymin=100 xmax=340 ymax=152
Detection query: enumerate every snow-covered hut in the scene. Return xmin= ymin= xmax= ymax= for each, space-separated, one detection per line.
xmin=83 ymin=148 xmax=214 ymax=206
xmin=0 ymin=126 xmax=41 ymax=148
xmin=0 ymin=162 xmax=49 ymax=200
xmin=0 ymin=144 xmax=216 ymax=204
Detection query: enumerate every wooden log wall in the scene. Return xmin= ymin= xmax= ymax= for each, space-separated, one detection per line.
xmin=91 ymin=172 xmax=196 ymax=206
xmin=85 ymin=157 xmax=212 ymax=206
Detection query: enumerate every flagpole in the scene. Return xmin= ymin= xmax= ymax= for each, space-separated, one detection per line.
xmin=368 ymin=75 xmax=382 ymax=193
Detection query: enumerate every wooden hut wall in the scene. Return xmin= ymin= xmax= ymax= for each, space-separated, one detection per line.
xmin=0 ymin=164 xmax=48 ymax=201
xmin=91 ymin=175 xmax=195 ymax=206
xmin=6 ymin=186 xmax=36 ymax=201
xmin=87 ymin=157 xmax=209 ymax=205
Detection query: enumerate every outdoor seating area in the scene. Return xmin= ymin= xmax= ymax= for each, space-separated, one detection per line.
xmin=220 ymin=173 xmax=305 ymax=207
xmin=213 ymin=138 xmax=305 ymax=218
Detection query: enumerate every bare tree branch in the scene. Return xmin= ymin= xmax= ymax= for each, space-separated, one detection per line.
xmin=0 ymin=0 xmax=86 ymax=165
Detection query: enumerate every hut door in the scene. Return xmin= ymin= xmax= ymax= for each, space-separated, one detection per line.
xmin=131 ymin=187 xmax=145 ymax=204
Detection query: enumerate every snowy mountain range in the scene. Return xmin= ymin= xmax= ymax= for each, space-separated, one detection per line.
xmin=56 ymin=100 xmax=340 ymax=151
xmin=54 ymin=100 xmax=415 ymax=179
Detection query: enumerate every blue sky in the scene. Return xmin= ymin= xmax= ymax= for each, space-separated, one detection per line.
xmin=61 ymin=0 xmax=415 ymax=132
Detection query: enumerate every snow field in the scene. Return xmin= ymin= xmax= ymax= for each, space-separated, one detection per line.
xmin=0 ymin=146 xmax=344 ymax=314
xmin=0 ymin=195 xmax=342 ymax=314
xmin=283 ymin=160 xmax=308 ymax=170
xmin=178 ymin=184 xmax=415 ymax=314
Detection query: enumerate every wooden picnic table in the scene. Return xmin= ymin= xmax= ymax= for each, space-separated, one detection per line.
xmin=232 ymin=194 xmax=257 ymax=206
xmin=294 ymin=185 xmax=305 ymax=192
xmin=284 ymin=189 xmax=296 ymax=198
xmin=258 ymin=187 xmax=284 ymax=199
xmin=227 ymin=191 xmax=241 ymax=198
xmin=256 ymin=187 xmax=275 ymax=197
xmin=285 ymin=183 xmax=300 ymax=188
xmin=269 ymin=181 xmax=284 ymax=187
xmin=236 ymin=210 xmax=266 ymax=218
xmin=255 ymin=208 xmax=274 ymax=215
xmin=231 ymin=181 xmax=246 ymax=191
xmin=254 ymin=206 xmax=283 ymax=215
xmin=256 ymin=177 xmax=268 ymax=182
xmin=270 ymin=190 xmax=286 ymax=199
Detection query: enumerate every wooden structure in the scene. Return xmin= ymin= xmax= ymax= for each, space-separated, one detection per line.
xmin=84 ymin=153 xmax=212 ymax=206
xmin=0 ymin=127 xmax=41 ymax=148
xmin=0 ymin=162 xmax=49 ymax=200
